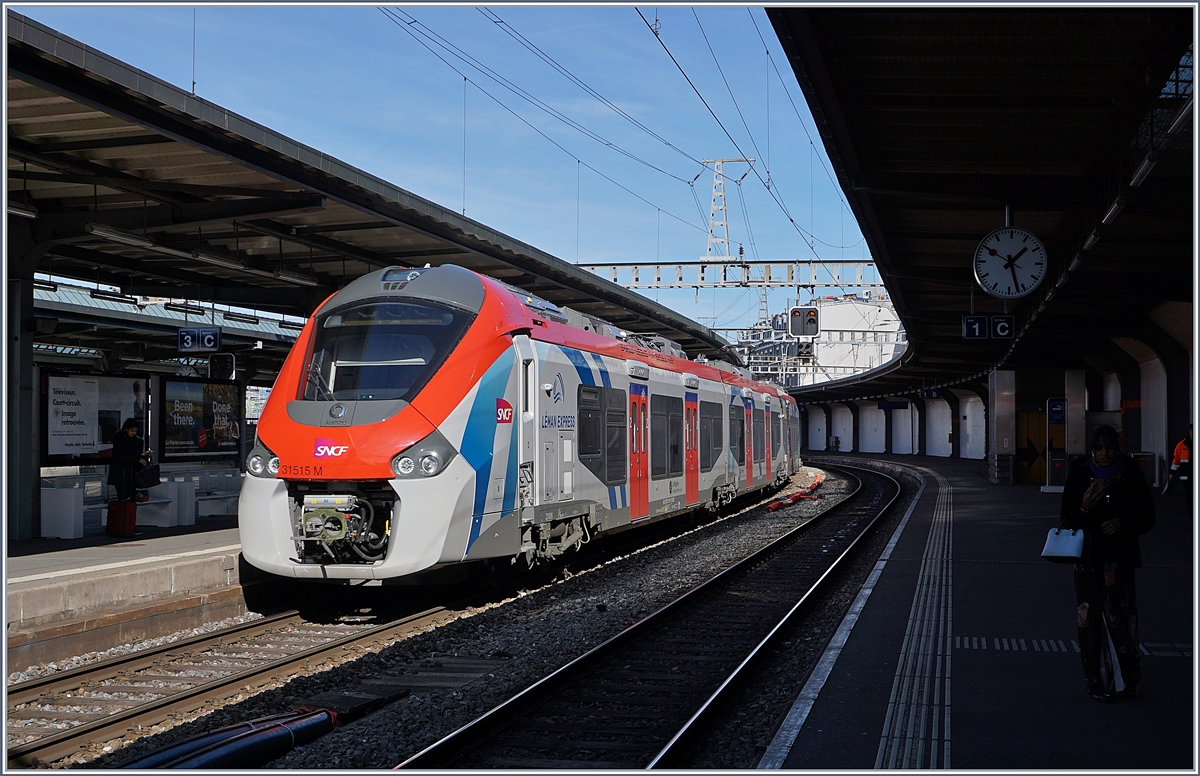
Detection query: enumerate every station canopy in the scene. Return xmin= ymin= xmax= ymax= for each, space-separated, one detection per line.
xmin=768 ymin=7 xmax=1193 ymax=403
xmin=6 ymin=11 xmax=738 ymax=384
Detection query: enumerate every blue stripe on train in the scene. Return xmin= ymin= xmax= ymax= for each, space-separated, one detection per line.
xmin=589 ymin=352 xmax=611 ymax=388
xmin=560 ymin=346 xmax=595 ymax=387
xmin=462 ymin=349 xmax=516 ymax=549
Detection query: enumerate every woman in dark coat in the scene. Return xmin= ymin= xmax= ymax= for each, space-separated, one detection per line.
xmin=109 ymin=418 xmax=150 ymax=502
xmin=1060 ymin=425 xmax=1155 ymax=701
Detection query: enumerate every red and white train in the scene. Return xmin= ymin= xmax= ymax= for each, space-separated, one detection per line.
xmin=239 ymin=265 xmax=801 ymax=581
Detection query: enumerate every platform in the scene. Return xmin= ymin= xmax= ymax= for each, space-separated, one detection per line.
xmin=761 ymin=454 xmax=1195 ymax=770
xmin=5 ymin=519 xmax=248 ymax=669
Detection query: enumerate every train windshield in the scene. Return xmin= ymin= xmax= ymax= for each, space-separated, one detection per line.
xmin=303 ymin=300 xmax=474 ymax=402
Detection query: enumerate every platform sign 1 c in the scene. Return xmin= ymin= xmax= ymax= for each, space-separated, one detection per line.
xmin=178 ymin=327 xmax=221 ymax=353
xmin=961 ymin=314 xmax=1015 ymax=340
xmin=962 ymin=315 xmax=989 ymax=340
xmin=990 ymin=315 xmax=1015 ymax=339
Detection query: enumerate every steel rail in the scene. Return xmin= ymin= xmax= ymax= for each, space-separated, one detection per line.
xmin=7 ymin=607 xmax=448 ymax=768
xmin=398 ymin=465 xmax=897 ymax=769
xmin=648 ymin=463 xmax=901 ymax=767
xmin=5 ymin=610 xmax=303 ymax=706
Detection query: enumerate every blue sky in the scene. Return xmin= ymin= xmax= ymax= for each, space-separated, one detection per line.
xmin=14 ymin=5 xmax=871 ymax=331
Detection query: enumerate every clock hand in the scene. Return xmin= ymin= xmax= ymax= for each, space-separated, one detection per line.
xmin=1010 ymin=264 xmax=1021 ymax=290
xmin=1002 ymin=247 xmax=1028 ymax=268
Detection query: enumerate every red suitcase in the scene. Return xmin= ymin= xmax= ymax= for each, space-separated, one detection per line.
xmin=106 ymin=501 xmax=137 ymax=537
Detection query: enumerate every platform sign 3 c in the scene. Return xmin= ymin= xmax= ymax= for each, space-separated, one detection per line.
xmin=178 ymin=327 xmax=221 ymax=353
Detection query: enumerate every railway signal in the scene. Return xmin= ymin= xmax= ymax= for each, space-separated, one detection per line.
xmin=789 ymin=307 xmax=819 ymax=337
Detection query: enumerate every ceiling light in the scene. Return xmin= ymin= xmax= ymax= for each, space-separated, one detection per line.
xmin=1101 ymin=196 xmax=1124 ymax=225
xmin=273 ymin=269 xmax=320 ymax=287
xmin=1167 ymin=94 xmax=1192 ymax=136
xmin=164 ymin=301 xmax=208 ymax=316
xmin=85 ymin=222 xmax=154 ymax=249
xmin=1055 ymin=274 xmax=1069 ymax=289
xmin=1130 ymin=150 xmax=1157 ymax=188
xmin=90 ymin=289 xmax=140 ymax=306
xmin=8 ymin=202 xmax=38 ymax=219
xmin=1082 ymin=230 xmax=1099 ymax=251
xmin=222 ymin=310 xmax=261 ymax=325
xmin=32 ymin=279 xmax=58 ymax=292
xmin=1068 ymin=253 xmax=1083 ymax=272
xmin=192 ymin=249 xmax=245 ymax=270
xmin=277 ymin=319 xmax=306 ymax=330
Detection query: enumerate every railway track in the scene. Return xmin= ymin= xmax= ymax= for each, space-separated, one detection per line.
xmin=6 ymin=473 xmax=816 ymax=769
xmin=5 ymin=607 xmax=456 ymax=768
xmin=399 ymin=463 xmax=899 ymax=769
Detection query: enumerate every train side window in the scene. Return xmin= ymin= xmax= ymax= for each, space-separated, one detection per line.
xmin=578 ymin=386 xmax=603 ymax=480
xmin=752 ymin=408 xmax=765 ymax=464
xmin=603 ymin=387 xmax=626 ymax=486
xmin=522 ymin=359 xmax=533 ymax=414
xmin=699 ymin=400 xmax=722 ymax=472
xmin=579 ymin=385 xmax=626 ymax=486
xmin=771 ymin=413 xmax=782 ymax=458
xmin=651 ymin=394 xmax=683 ymax=480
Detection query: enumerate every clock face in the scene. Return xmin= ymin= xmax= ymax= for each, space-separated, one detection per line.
xmin=973 ymin=227 xmax=1047 ymax=299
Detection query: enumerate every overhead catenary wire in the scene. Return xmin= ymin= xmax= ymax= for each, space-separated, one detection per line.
xmin=637 ymin=7 xmax=824 ymax=262
xmin=480 ymin=8 xmax=709 ymax=174
xmin=379 ymin=7 xmax=704 ymax=235
xmin=692 ymin=10 xmax=767 ymax=171
xmin=386 ymin=8 xmax=693 ymax=187
xmin=746 ymin=8 xmax=865 ymax=252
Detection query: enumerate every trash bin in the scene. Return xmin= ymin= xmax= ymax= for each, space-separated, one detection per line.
xmin=1131 ymin=452 xmax=1158 ymax=487
xmin=1047 ymin=450 xmax=1067 ymax=486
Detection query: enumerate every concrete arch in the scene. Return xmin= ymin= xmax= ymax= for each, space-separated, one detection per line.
xmin=807 ymin=405 xmax=829 ymax=451
xmin=857 ymin=400 xmax=887 ymax=453
xmin=925 ymin=398 xmax=953 ymax=457
xmin=1112 ymin=337 xmax=1168 ymax=471
xmin=830 ymin=404 xmax=855 ymax=452
xmin=948 ymin=388 xmax=986 ymax=460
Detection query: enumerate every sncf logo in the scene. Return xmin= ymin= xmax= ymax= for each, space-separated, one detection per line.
xmin=496 ymin=398 xmax=514 ymax=424
xmin=314 ymin=438 xmax=350 ymax=458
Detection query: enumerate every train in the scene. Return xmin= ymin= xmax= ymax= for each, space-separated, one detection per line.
xmin=238 ymin=265 xmax=801 ymax=581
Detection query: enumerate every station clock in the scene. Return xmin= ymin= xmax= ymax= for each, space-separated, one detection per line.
xmin=973 ymin=227 xmax=1047 ymax=299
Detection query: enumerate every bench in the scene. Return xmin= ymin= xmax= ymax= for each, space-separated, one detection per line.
xmin=39 ymin=467 xmax=243 ymax=538
xmin=165 ymin=469 xmax=243 ymax=518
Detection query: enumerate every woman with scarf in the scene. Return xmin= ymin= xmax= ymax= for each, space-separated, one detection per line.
xmin=1060 ymin=425 xmax=1155 ymax=702
xmin=109 ymin=418 xmax=151 ymax=502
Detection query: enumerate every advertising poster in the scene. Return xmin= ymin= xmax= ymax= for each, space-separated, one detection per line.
xmin=45 ymin=373 xmax=149 ymax=461
xmin=162 ymin=379 xmax=242 ymax=459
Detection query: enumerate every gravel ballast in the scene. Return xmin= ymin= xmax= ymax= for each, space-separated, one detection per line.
xmin=42 ymin=464 xmax=914 ymax=770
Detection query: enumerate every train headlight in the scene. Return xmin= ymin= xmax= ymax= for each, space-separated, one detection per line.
xmin=389 ymin=429 xmax=458 ymax=480
xmin=419 ymin=453 xmax=442 ymax=476
xmin=392 ymin=455 xmax=415 ymax=477
xmin=247 ymin=440 xmax=280 ymax=478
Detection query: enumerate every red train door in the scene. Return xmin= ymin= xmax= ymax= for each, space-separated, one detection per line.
xmin=744 ymin=396 xmax=754 ymax=488
xmin=764 ymin=403 xmax=772 ymax=484
xmin=685 ymin=391 xmax=699 ymax=505
xmin=629 ymin=384 xmax=649 ymax=520
xmin=783 ymin=406 xmax=792 ymax=474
